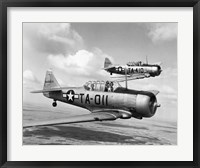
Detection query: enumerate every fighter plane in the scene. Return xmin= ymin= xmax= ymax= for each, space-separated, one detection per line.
xmin=23 ymin=70 xmax=160 ymax=128
xmin=103 ymin=57 xmax=162 ymax=81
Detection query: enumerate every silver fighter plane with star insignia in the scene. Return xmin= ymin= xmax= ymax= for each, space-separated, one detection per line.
xmin=23 ymin=70 xmax=160 ymax=128
xmin=103 ymin=57 xmax=162 ymax=81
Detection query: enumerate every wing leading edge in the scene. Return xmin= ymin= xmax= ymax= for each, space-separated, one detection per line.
xmin=23 ymin=111 xmax=122 ymax=128
xmin=113 ymin=73 xmax=150 ymax=82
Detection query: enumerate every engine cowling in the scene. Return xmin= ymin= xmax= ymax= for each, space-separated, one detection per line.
xmin=135 ymin=94 xmax=159 ymax=117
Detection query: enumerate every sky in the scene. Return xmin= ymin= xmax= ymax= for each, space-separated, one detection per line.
xmin=23 ymin=22 xmax=177 ymax=122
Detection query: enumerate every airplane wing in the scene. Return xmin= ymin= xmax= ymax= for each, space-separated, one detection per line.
xmin=110 ymin=74 xmax=132 ymax=78
xmin=148 ymin=90 xmax=159 ymax=96
xmin=23 ymin=111 xmax=122 ymax=128
xmin=114 ymin=73 xmax=150 ymax=82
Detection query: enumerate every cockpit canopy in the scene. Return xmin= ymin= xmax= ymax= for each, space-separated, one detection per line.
xmin=127 ymin=61 xmax=144 ymax=66
xmin=84 ymin=80 xmax=121 ymax=92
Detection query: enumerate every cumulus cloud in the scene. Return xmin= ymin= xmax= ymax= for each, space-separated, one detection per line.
xmin=147 ymin=23 xmax=177 ymax=43
xmin=23 ymin=70 xmax=39 ymax=83
xmin=23 ymin=23 xmax=83 ymax=55
xmin=23 ymin=70 xmax=40 ymax=89
xmin=47 ymin=48 xmax=112 ymax=79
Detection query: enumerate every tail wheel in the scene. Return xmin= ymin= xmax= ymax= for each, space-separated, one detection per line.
xmin=52 ymin=101 xmax=57 ymax=107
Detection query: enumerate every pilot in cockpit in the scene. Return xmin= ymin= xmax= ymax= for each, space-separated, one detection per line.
xmin=84 ymin=81 xmax=119 ymax=92
xmin=105 ymin=81 xmax=109 ymax=92
xmin=105 ymin=81 xmax=114 ymax=92
xmin=110 ymin=82 xmax=114 ymax=92
xmin=91 ymin=83 xmax=95 ymax=91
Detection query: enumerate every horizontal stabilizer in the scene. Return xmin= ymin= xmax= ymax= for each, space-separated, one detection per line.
xmin=23 ymin=111 xmax=122 ymax=128
xmin=111 ymin=74 xmax=131 ymax=78
xmin=31 ymin=88 xmax=62 ymax=93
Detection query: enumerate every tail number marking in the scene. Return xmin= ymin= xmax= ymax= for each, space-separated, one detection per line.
xmin=80 ymin=94 xmax=108 ymax=106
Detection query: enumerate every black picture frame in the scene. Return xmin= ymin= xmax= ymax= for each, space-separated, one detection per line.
xmin=0 ymin=0 xmax=199 ymax=167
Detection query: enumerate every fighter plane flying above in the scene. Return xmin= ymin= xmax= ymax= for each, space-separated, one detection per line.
xmin=23 ymin=70 xmax=160 ymax=128
xmin=103 ymin=57 xmax=162 ymax=81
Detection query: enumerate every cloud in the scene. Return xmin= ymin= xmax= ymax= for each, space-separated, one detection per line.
xmin=23 ymin=70 xmax=41 ymax=89
xmin=23 ymin=70 xmax=39 ymax=83
xmin=23 ymin=23 xmax=84 ymax=55
xmin=147 ymin=23 xmax=177 ymax=43
xmin=47 ymin=48 xmax=112 ymax=79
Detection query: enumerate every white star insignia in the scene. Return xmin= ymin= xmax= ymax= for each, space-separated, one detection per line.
xmin=67 ymin=91 xmax=74 ymax=101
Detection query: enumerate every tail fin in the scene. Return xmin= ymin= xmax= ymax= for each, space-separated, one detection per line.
xmin=104 ymin=57 xmax=112 ymax=68
xmin=31 ymin=70 xmax=61 ymax=94
xmin=43 ymin=70 xmax=60 ymax=90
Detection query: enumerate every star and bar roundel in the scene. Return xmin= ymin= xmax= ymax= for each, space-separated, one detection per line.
xmin=62 ymin=90 xmax=79 ymax=103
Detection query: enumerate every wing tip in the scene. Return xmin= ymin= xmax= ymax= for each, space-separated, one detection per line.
xmin=30 ymin=90 xmax=44 ymax=93
xmin=148 ymin=90 xmax=159 ymax=95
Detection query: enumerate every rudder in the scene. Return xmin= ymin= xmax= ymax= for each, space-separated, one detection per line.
xmin=43 ymin=70 xmax=60 ymax=90
xmin=104 ymin=57 xmax=112 ymax=68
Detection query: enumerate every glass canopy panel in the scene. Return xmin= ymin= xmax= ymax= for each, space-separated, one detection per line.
xmin=83 ymin=80 xmax=121 ymax=92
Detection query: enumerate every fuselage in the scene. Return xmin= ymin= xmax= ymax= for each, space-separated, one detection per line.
xmin=107 ymin=64 xmax=162 ymax=77
xmin=44 ymin=86 xmax=159 ymax=119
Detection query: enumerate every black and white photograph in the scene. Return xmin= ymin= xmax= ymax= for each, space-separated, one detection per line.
xmin=23 ymin=22 xmax=177 ymax=145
